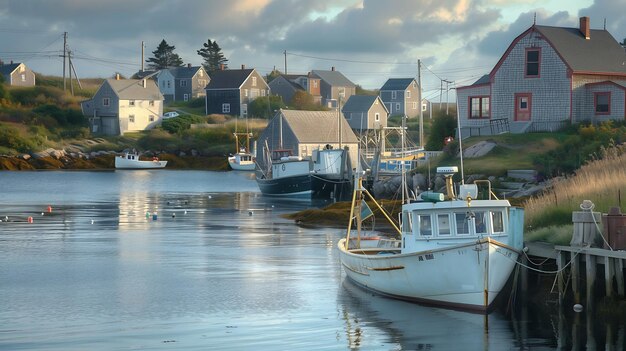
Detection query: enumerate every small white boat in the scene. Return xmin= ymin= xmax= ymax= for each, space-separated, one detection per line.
xmin=337 ymin=166 xmax=524 ymax=312
xmin=228 ymin=132 xmax=256 ymax=171
xmin=115 ymin=152 xmax=167 ymax=169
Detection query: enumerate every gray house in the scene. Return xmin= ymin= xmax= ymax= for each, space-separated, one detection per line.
xmin=268 ymin=73 xmax=322 ymax=106
xmin=81 ymin=77 xmax=164 ymax=135
xmin=0 ymin=61 xmax=36 ymax=87
xmin=379 ymin=78 xmax=421 ymax=118
xmin=457 ymin=16 xmax=626 ymax=135
xmin=256 ymin=109 xmax=359 ymax=169
xmin=160 ymin=65 xmax=209 ymax=102
xmin=310 ymin=68 xmax=356 ymax=109
xmin=341 ymin=95 xmax=389 ymax=132
xmin=205 ymin=66 xmax=269 ymax=117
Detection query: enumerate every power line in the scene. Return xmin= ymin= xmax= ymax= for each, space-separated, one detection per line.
xmin=286 ymin=51 xmax=416 ymax=65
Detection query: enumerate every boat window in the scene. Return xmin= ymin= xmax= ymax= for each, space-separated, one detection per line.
xmin=401 ymin=211 xmax=412 ymax=232
xmin=492 ymin=211 xmax=504 ymax=233
xmin=475 ymin=211 xmax=487 ymax=234
xmin=455 ymin=213 xmax=470 ymax=235
xmin=437 ymin=214 xmax=451 ymax=236
xmin=418 ymin=214 xmax=432 ymax=236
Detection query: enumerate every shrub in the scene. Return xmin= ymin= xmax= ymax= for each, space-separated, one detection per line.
xmin=425 ymin=113 xmax=457 ymax=151
xmin=161 ymin=115 xmax=209 ymax=133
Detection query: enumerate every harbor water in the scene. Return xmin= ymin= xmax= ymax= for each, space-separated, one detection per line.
xmin=0 ymin=170 xmax=623 ymax=350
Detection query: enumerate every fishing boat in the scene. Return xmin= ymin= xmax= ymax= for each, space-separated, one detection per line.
xmin=255 ymin=147 xmax=312 ymax=197
xmin=115 ymin=152 xmax=167 ymax=169
xmin=228 ymin=132 xmax=255 ymax=171
xmin=337 ymin=166 xmax=524 ymax=312
xmin=311 ymin=145 xmax=353 ymax=200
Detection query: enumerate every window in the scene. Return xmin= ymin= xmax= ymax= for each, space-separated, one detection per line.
xmin=395 ymin=103 xmax=401 ymax=112
xmin=492 ymin=211 xmax=504 ymax=233
xmin=469 ymin=96 xmax=490 ymax=119
xmin=475 ymin=211 xmax=487 ymax=234
xmin=261 ymin=89 xmax=266 ymax=97
xmin=392 ymin=91 xmax=397 ymax=99
xmin=375 ymin=113 xmax=380 ymax=121
xmin=455 ymin=213 xmax=470 ymax=235
xmin=418 ymin=214 xmax=432 ymax=236
xmin=252 ymin=76 xmax=257 ymax=86
xmin=180 ymin=80 xmax=187 ymax=87
xmin=244 ymin=89 xmax=248 ymax=97
xmin=525 ymin=48 xmax=540 ymax=77
xmin=222 ymin=103 xmax=230 ymax=113
xmin=184 ymin=94 xmax=189 ymax=101
xmin=412 ymin=102 xmax=417 ymax=109
xmin=129 ymin=100 xmax=135 ymax=106
xmin=338 ymin=87 xmax=345 ymax=100
xmin=149 ymin=115 xmax=155 ymax=122
xmin=407 ymin=91 xmax=411 ymax=98
xmin=438 ymin=214 xmax=451 ymax=236
xmin=167 ymin=81 xmax=171 ymax=88
xmin=199 ymin=70 xmax=203 ymax=77
xmin=102 ymin=97 xmax=110 ymax=107
xmin=21 ymin=74 xmax=26 ymax=82
xmin=129 ymin=115 xmax=135 ymax=123
xmin=313 ymin=80 xmax=318 ymax=88
xmin=402 ymin=211 xmax=412 ymax=232
xmin=594 ymin=92 xmax=610 ymax=114
xmin=241 ymin=104 xmax=248 ymax=117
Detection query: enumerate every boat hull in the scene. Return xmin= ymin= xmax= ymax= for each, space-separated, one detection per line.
xmin=114 ymin=156 xmax=167 ymax=169
xmin=311 ymin=175 xmax=352 ymax=200
xmin=228 ymin=155 xmax=255 ymax=171
xmin=337 ymin=238 xmax=519 ymax=312
xmin=256 ymin=173 xmax=312 ymax=197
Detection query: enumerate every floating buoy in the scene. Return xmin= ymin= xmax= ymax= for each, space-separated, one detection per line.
xmin=152 ymin=212 xmax=158 ymax=221
xmin=573 ymin=304 xmax=584 ymax=313
xmin=248 ymin=211 xmax=253 ymax=216
xmin=91 ymin=220 xmax=95 ymax=224
xmin=172 ymin=212 xmax=176 ymax=218
xmin=41 ymin=212 xmax=45 ymax=216
xmin=27 ymin=216 xmax=33 ymax=223
xmin=47 ymin=205 xmax=52 ymax=213
xmin=184 ymin=210 xmax=187 ymax=215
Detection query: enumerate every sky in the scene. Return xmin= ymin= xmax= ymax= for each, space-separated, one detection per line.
xmin=1 ymin=0 xmax=625 ymax=102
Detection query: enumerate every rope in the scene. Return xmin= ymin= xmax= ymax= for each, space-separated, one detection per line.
xmin=497 ymin=245 xmax=585 ymax=274
xmin=580 ymin=200 xmax=613 ymax=251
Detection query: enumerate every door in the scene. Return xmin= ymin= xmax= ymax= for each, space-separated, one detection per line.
xmin=514 ymin=93 xmax=532 ymax=121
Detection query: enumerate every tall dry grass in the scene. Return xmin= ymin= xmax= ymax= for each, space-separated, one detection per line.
xmin=524 ymin=143 xmax=626 ymax=230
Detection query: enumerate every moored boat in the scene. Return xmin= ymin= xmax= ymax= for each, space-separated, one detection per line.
xmin=228 ymin=132 xmax=256 ymax=171
xmin=337 ymin=166 xmax=524 ymax=312
xmin=115 ymin=152 xmax=167 ymax=169
xmin=255 ymin=149 xmax=312 ymax=197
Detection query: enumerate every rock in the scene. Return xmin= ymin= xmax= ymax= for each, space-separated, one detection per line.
xmin=20 ymin=154 xmax=31 ymax=161
xmin=50 ymin=149 xmax=65 ymax=159
xmin=179 ymin=151 xmax=187 ymax=157
xmin=191 ymin=149 xmax=198 ymax=157
xmin=434 ymin=175 xmax=445 ymax=190
xmin=463 ymin=141 xmax=496 ymax=158
xmin=412 ymin=173 xmax=427 ymax=190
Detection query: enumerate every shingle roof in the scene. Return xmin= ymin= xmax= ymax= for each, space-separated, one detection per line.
xmin=311 ymin=70 xmax=355 ymax=87
xmin=341 ymin=95 xmax=380 ymax=112
xmin=133 ymin=70 xmax=157 ymax=79
xmin=206 ymin=68 xmax=254 ymax=89
xmin=106 ymin=79 xmax=163 ymax=100
xmin=380 ymin=78 xmax=416 ymax=91
xmin=536 ymin=25 xmax=626 ymax=74
xmin=0 ymin=63 xmax=21 ymax=77
xmin=168 ymin=66 xmax=204 ymax=79
xmin=464 ymin=24 xmax=626 ymax=89
xmin=280 ymin=109 xmax=358 ymax=143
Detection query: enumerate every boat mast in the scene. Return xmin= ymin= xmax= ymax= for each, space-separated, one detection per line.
xmin=418 ymin=59 xmax=424 ymax=150
xmin=455 ymin=85 xmax=465 ymax=184
xmin=279 ymin=111 xmax=283 ymax=149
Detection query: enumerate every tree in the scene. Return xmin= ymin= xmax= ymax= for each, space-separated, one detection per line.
xmin=266 ymin=69 xmax=282 ymax=83
xmin=146 ymin=39 xmax=184 ymax=70
xmin=425 ymin=112 xmax=457 ymax=151
xmin=289 ymin=91 xmax=327 ymax=111
xmin=197 ymin=39 xmax=228 ymax=75
xmin=249 ymin=96 xmax=285 ymax=118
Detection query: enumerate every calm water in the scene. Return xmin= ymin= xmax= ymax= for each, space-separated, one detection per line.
xmin=0 ymin=170 xmax=620 ymax=350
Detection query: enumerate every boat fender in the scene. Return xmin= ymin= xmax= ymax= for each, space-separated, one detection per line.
xmin=27 ymin=216 xmax=33 ymax=223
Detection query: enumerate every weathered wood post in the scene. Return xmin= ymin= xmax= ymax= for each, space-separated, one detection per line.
xmin=570 ymin=200 xmax=602 ymax=302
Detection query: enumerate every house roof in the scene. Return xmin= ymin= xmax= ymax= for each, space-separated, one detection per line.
xmin=279 ymin=109 xmax=358 ymax=143
xmin=168 ymin=66 xmax=205 ymax=79
xmin=342 ymin=95 xmax=384 ymax=113
xmin=311 ymin=70 xmax=355 ymax=87
xmin=0 ymin=62 xmax=21 ymax=77
xmin=380 ymin=78 xmax=416 ymax=91
xmin=105 ymin=78 xmax=163 ymax=100
xmin=472 ymin=75 xmax=491 ymax=86
xmin=133 ymin=70 xmax=157 ymax=79
xmin=206 ymin=68 xmax=254 ymax=89
xmin=535 ymin=25 xmax=626 ymax=74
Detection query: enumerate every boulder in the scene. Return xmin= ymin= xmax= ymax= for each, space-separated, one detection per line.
xmin=463 ymin=141 xmax=496 ymax=158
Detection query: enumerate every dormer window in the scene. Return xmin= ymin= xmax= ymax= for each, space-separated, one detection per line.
xmin=525 ymin=48 xmax=540 ymax=77
xmin=252 ymin=77 xmax=257 ymax=86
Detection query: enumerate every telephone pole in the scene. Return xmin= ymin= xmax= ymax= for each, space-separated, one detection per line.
xmin=68 ymin=50 xmax=73 ymax=96
xmin=418 ymin=59 xmax=424 ymax=149
xmin=141 ymin=41 xmax=145 ymax=72
xmin=62 ymin=32 xmax=67 ymax=91
xmin=283 ymin=50 xmax=287 ymax=74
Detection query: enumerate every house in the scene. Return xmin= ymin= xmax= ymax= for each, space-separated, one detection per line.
xmin=268 ymin=73 xmax=322 ymax=106
xmin=341 ymin=95 xmax=389 ymax=131
xmin=81 ymin=76 xmax=164 ymax=135
xmin=256 ymin=109 xmax=359 ymax=169
xmin=379 ymin=78 xmax=421 ymax=118
xmin=158 ymin=65 xmax=209 ymax=103
xmin=457 ymin=16 xmax=626 ymax=136
xmin=0 ymin=61 xmax=36 ymax=87
xmin=205 ymin=65 xmax=269 ymax=117
xmin=310 ymin=68 xmax=356 ymax=109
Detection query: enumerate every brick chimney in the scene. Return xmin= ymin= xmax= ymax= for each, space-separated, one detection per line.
xmin=331 ymin=66 xmax=335 ymax=71
xmin=241 ymin=64 xmax=245 ymax=70
xmin=187 ymin=63 xmax=191 ymax=68
xmin=580 ymin=16 xmax=590 ymax=40
xmin=142 ymin=79 xmax=146 ymax=88
xmin=219 ymin=64 xmax=225 ymax=70
xmin=116 ymin=73 xmax=120 ymax=80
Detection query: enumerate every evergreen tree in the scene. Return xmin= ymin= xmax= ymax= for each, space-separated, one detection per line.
xmin=146 ymin=39 xmax=184 ymax=70
xmin=197 ymin=39 xmax=228 ymax=75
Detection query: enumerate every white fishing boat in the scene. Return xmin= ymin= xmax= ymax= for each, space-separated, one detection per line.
xmin=228 ymin=132 xmax=256 ymax=171
xmin=337 ymin=166 xmax=524 ymax=312
xmin=115 ymin=152 xmax=167 ymax=169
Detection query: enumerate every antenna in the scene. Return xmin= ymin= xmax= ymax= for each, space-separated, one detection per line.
xmin=604 ymin=18 xmax=607 ymax=30
xmin=533 ymin=12 xmax=536 ymax=25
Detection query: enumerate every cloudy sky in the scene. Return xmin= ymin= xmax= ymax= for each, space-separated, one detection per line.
xmin=1 ymin=0 xmax=624 ymax=101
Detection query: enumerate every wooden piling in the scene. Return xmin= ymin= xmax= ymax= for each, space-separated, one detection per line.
xmin=585 ymin=253 xmax=596 ymax=309
xmin=605 ymin=256 xmax=615 ymax=297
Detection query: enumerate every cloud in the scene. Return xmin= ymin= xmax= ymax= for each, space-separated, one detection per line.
xmin=579 ymin=0 xmax=626 ymax=42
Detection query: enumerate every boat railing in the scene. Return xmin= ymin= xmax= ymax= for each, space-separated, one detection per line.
xmin=473 ymin=179 xmax=499 ymax=200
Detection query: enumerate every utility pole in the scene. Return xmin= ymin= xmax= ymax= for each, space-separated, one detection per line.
xmin=443 ymin=79 xmax=452 ymax=115
xmin=439 ymin=79 xmax=443 ymax=111
xmin=68 ymin=50 xmax=74 ymax=96
xmin=141 ymin=41 xmax=144 ymax=72
xmin=418 ymin=59 xmax=424 ymax=149
xmin=283 ymin=50 xmax=287 ymax=74
xmin=62 ymin=31 xmax=67 ymax=91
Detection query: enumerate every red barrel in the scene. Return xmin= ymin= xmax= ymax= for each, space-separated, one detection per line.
xmin=603 ymin=207 xmax=626 ymax=250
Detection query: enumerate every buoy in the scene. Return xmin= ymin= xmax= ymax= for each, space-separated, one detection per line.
xmin=41 ymin=212 xmax=45 ymax=216
xmin=91 ymin=220 xmax=95 ymax=224
xmin=248 ymin=211 xmax=253 ymax=216
xmin=172 ymin=212 xmax=176 ymax=218
xmin=27 ymin=216 xmax=33 ymax=223
xmin=184 ymin=210 xmax=187 ymax=215
xmin=573 ymin=304 xmax=584 ymax=312
xmin=152 ymin=212 xmax=158 ymax=221
xmin=146 ymin=212 xmax=151 ymax=219
xmin=47 ymin=205 xmax=52 ymax=213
